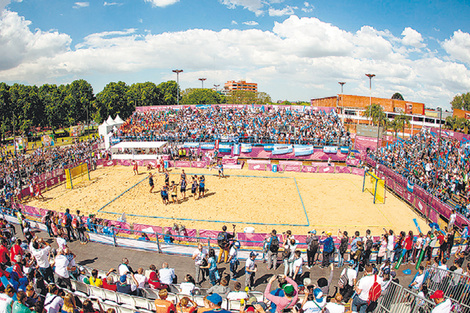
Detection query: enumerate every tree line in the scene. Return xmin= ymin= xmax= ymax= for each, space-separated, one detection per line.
xmin=0 ymin=80 xmax=273 ymax=140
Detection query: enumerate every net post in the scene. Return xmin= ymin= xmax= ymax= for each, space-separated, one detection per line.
xmin=373 ymin=176 xmax=378 ymax=204
xmin=362 ymin=170 xmax=367 ymax=192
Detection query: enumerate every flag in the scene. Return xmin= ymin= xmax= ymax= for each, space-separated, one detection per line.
xmin=407 ymin=180 xmax=414 ymax=193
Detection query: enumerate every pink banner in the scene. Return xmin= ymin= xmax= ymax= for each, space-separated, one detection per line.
xmin=346 ymin=159 xmax=361 ymax=167
xmin=175 ymin=161 xmax=192 ymax=168
xmin=279 ymin=161 xmax=303 ymax=166
xmin=191 ymin=161 xmax=208 ymax=168
xmin=335 ymin=166 xmax=351 ymax=174
xmin=318 ymin=165 xmax=335 ymax=173
xmin=103 ymin=160 xmax=116 ymax=167
xmin=282 ymin=165 xmax=302 ymax=172
xmin=237 ymin=232 xmax=270 ymax=247
xmin=133 ymin=224 xmax=163 ymax=236
xmin=248 ymin=164 xmax=266 ymax=171
xmin=222 ymin=157 xmax=238 ymax=165
xmin=351 ymin=168 xmax=365 ymax=176
xmin=302 ymin=165 xmax=318 ymax=173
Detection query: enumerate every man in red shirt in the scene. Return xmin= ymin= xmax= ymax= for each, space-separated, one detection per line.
xmin=154 ymin=289 xmax=176 ymax=313
xmin=10 ymin=239 xmax=24 ymax=263
xmin=102 ymin=276 xmax=117 ymax=291
xmin=0 ymin=239 xmax=10 ymax=265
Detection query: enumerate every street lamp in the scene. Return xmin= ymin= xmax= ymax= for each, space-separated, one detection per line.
xmin=214 ymin=84 xmax=220 ymax=92
xmin=172 ymin=69 xmax=183 ymax=106
xmin=338 ymin=82 xmax=346 ymax=123
xmin=365 ymin=74 xmax=375 ymax=106
xmin=199 ymin=78 xmax=207 ymax=89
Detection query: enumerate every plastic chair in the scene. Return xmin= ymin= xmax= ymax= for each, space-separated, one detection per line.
xmin=71 ymin=280 xmax=89 ymax=296
xmin=116 ymin=292 xmax=136 ymax=309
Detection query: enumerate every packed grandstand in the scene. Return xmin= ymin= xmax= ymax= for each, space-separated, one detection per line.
xmin=0 ymin=105 xmax=469 ymax=313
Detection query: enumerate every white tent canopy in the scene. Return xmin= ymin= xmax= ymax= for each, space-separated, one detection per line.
xmin=110 ymin=141 xmax=168 ymax=160
xmin=98 ymin=120 xmax=113 ymax=137
xmin=106 ymin=115 xmax=116 ymax=126
xmin=114 ymin=114 xmax=125 ymax=126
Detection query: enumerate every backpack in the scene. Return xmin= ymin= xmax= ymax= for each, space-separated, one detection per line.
xmin=72 ymin=217 xmax=78 ymax=228
xmin=338 ymin=269 xmax=349 ymax=289
xmin=269 ymin=236 xmax=279 ymax=253
xmin=368 ymin=275 xmax=382 ymax=304
xmin=324 ymin=238 xmax=334 ymax=253
xmin=217 ymin=232 xmax=228 ymax=249
xmin=366 ymin=237 xmax=373 ymax=251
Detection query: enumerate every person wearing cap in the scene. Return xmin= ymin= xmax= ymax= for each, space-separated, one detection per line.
xmin=430 ymin=290 xmax=452 ymax=312
xmin=339 ymin=260 xmax=357 ymax=302
xmin=305 ymin=230 xmax=319 ymax=269
xmin=264 ymin=274 xmax=299 ymax=313
xmin=245 ymin=252 xmax=258 ymax=290
xmin=319 ymin=231 xmax=334 ymax=268
xmin=205 ymin=293 xmax=230 ymax=313
xmin=301 ymin=287 xmax=326 ymax=312
xmin=154 ymin=289 xmax=176 ymax=313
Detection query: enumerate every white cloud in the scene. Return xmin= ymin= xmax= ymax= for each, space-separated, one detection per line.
xmin=144 ymin=0 xmax=179 ymax=7
xmin=73 ymin=2 xmax=89 ymax=9
xmin=1 ymin=12 xmax=469 ymax=108
xmin=301 ymin=1 xmax=313 ymax=13
xmin=220 ymin=0 xmax=264 ymax=16
xmin=442 ymin=30 xmax=470 ymax=65
xmin=231 ymin=20 xmax=238 ymax=25
xmin=401 ymin=27 xmax=425 ymax=48
xmin=242 ymin=21 xmax=258 ymax=26
xmin=269 ymin=6 xmax=296 ymax=17
xmin=104 ymin=2 xmax=123 ymax=6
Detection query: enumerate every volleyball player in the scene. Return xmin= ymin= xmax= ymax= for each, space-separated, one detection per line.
xmin=132 ymin=160 xmax=139 ymax=175
xmin=198 ymin=175 xmax=205 ymax=199
xmin=191 ymin=176 xmax=198 ymax=200
xmin=149 ymin=172 xmax=155 ymax=193
xmin=170 ymin=181 xmax=179 ymax=204
xmin=160 ymin=184 xmax=169 ymax=205
xmin=180 ymin=175 xmax=188 ymax=200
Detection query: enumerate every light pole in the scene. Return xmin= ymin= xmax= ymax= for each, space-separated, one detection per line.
xmin=172 ymin=69 xmax=183 ymax=106
xmin=199 ymin=78 xmax=206 ymax=89
xmin=214 ymin=84 xmax=220 ymax=92
xmin=338 ymin=82 xmax=346 ymax=124
xmin=365 ymin=74 xmax=379 ymax=152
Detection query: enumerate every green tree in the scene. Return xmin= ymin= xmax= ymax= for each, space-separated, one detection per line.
xmin=0 ymin=83 xmax=10 ymax=142
xmin=180 ymin=88 xmax=225 ymax=104
xmin=67 ymin=79 xmax=95 ymax=125
xmin=39 ymin=84 xmax=66 ymax=133
xmin=94 ymin=81 xmax=133 ymax=123
xmin=363 ymin=103 xmax=386 ymax=126
xmin=8 ymin=84 xmax=41 ymax=135
xmin=451 ymin=92 xmax=470 ymax=111
xmin=128 ymin=82 xmax=162 ymax=107
xmin=226 ymin=90 xmax=271 ymax=104
xmin=391 ymin=93 xmax=404 ymax=100
xmin=157 ymin=81 xmax=178 ymax=106
xmin=393 ymin=113 xmax=411 ymax=138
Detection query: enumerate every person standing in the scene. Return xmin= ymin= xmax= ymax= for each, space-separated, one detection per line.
xmin=429 ymin=290 xmax=452 ymax=313
xmin=30 ymin=238 xmax=54 ymax=283
xmin=305 ymin=230 xmax=319 ymax=269
xmin=266 ymin=230 xmax=279 ymax=270
xmin=192 ymin=243 xmax=207 ymax=285
xmin=228 ymin=241 xmax=240 ymax=281
xmin=245 ymin=252 xmax=258 ymax=290
xmin=149 ymin=173 xmax=155 ymax=193
xmin=217 ymin=225 xmax=235 ymax=264
xmin=337 ymin=230 xmax=349 ymax=268
xmin=351 ymin=264 xmax=383 ymax=313
xmin=319 ymin=231 xmax=334 ymax=268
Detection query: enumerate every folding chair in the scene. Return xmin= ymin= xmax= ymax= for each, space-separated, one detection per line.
xmin=116 ymin=292 xmax=136 ymax=309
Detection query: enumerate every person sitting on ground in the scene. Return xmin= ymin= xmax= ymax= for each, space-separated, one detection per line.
xmin=154 ymin=289 xmax=176 ymax=313
xmin=206 ymin=277 xmax=231 ymax=296
xmin=226 ymin=282 xmax=248 ymax=301
xmin=176 ymin=297 xmax=198 ymax=313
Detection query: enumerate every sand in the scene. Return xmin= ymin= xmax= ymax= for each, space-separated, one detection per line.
xmin=26 ymin=165 xmax=429 ymax=235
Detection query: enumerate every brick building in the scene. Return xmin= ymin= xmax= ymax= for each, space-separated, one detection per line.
xmin=223 ymin=80 xmax=258 ymax=94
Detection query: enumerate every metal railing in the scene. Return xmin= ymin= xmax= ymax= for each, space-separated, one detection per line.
xmin=424 ymin=265 xmax=470 ymax=311
xmin=376 ymin=281 xmax=436 ymax=313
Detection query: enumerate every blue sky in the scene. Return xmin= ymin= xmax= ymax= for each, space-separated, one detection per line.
xmin=1 ymin=0 xmax=470 ymax=109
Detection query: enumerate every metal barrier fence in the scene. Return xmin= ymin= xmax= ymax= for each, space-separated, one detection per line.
xmin=424 ymin=265 xmax=470 ymax=312
xmin=376 ymin=281 xmax=436 ymax=313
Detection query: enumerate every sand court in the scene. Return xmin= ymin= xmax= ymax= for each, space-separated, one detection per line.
xmin=26 ymin=165 xmax=429 ymax=235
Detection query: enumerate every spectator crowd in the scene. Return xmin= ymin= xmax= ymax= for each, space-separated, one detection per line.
xmin=115 ymin=106 xmax=351 ymax=147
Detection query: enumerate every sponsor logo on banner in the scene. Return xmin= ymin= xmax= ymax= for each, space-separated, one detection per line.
xmin=294 ymin=145 xmax=314 ymax=156
xmin=323 ymin=146 xmax=338 ymax=154
xmin=106 ymin=161 xmax=114 ymax=166
xmin=241 ymin=144 xmax=252 ymax=153
xmin=200 ymin=143 xmax=215 ymax=150
xmin=272 ymin=145 xmax=293 ymax=155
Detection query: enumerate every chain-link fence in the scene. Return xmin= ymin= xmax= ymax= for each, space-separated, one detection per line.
xmin=375 ymin=281 xmax=436 ymax=313
xmin=424 ymin=265 xmax=470 ymax=312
